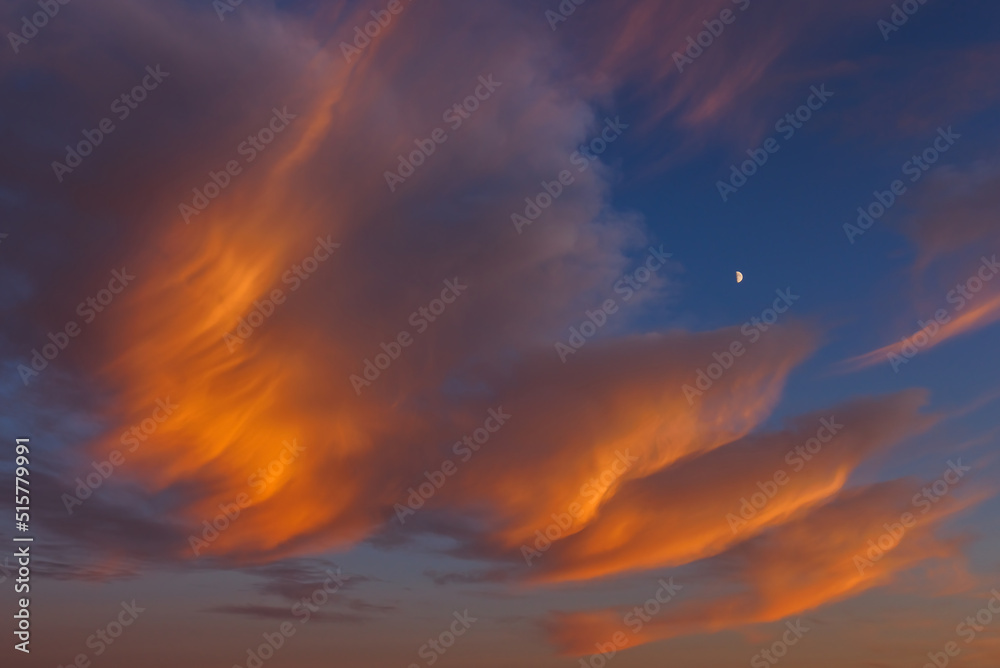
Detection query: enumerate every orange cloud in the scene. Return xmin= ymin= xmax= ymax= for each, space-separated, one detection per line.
xmin=840 ymin=292 xmax=1000 ymax=373
xmin=44 ymin=0 xmax=820 ymax=567
xmin=547 ymin=476 xmax=982 ymax=656
xmin=432 ymin=324 xmax=817 ymax=553
xmin=524 ymin=391 xmax=934 ymax=585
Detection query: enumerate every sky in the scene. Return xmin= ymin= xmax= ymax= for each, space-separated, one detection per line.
xmin=1 ymin=0 xmax=999 ymax=666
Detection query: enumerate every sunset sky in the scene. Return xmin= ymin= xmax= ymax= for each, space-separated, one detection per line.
xmin=2 ymin=0 xmax=1000 ymax=666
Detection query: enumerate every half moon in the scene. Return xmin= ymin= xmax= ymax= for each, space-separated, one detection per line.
xmin=736 ymin=271 xmax=744 ymax=283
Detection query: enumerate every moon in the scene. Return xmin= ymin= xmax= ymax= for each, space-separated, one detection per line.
xmin=736 ymin=271 xmax=744 ymax=283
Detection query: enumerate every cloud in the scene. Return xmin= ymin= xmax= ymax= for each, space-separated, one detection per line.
xmin=523 ymin=391 xmax=934 ymax=585
xmin=427 ymin=323 xmax=815 ymax=549
xmin=204 ymin=604 xmax=369 ymax=624
xmin=0 ymin=0 xmax=639 ymax=564
xmin=1 ymin=13 xmax=993 ymax=662
xmin=903 ymin=160 xmax=1000 ymax=268
xmin=1 ymin=0 xmax=826 ymax=576
xmin=840 ymin=294 xmax=1000 ymax=373
xmin=204 ymin=558 xmax=392 ymax=623
xmin=547 ymin=474 xmax=982 ymax=655
xmin=840 ymin=160 xmax=1000 ymax=372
